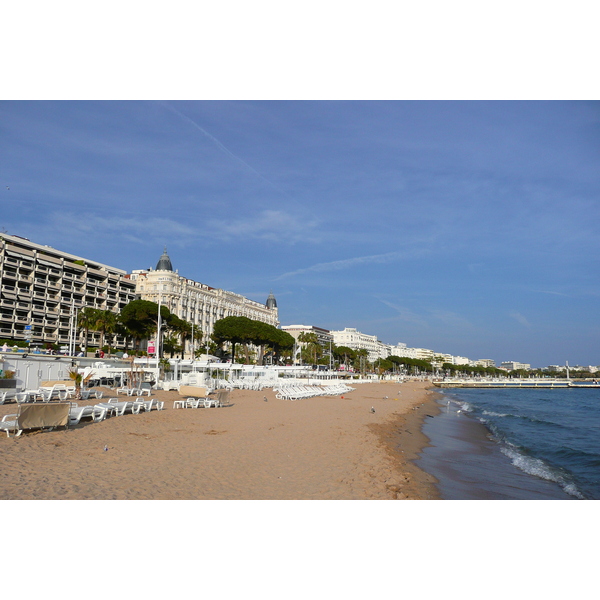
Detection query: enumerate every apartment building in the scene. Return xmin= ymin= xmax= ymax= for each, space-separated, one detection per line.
xmin=0 ymin=234 xmax=136 ymax=348
xmin=131 ymin=249 xmax=279 ymax=351
xmin=281 ymin=324 xmax=333 ymax=364
xmin=330 ymin=327 xmax=391 ymax=362
xmin=500 ymin=361 xmax=531 ymax=371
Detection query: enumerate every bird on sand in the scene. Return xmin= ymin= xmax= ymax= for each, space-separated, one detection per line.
xmin=263 ymin=396 xmax=268 ymax=402
xmin=370 ymin=406 xmax=376 ymax=413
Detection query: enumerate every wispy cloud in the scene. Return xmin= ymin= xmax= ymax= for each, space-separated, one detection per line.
xmin=510 ymin=311 xmax=532 ymax=328
xmin=378 ymin=299 xmax=475 ymax=331
xmin=42 ymin=213 xmax=196 ymax=245
xmin=207 ymin=210 xmax=321 ymax=244
xmin=530 ymin=289 xmax=571 ymax=297
xmin=377 ymin=299 xmax=429 ymax=327
xmin=429 ymin=309 xmax=475 ymax=330
xmin=276 ymin=248 xmax=429 ymax=280
xmin=160 ymin=102 xmax=288 ymax=196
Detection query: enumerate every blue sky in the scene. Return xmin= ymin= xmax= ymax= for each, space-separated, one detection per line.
xmin=1 ymin=100 xmax=599 ymax=367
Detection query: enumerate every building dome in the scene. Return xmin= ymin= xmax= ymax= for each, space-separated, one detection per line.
xmin=155 ymin=247 xmax=173 ymax=271
xmin=266 ymin=290 xmax=277 ymax=309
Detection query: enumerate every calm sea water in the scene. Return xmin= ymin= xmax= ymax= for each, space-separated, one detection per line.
xmin=417 ymin=387 xmax=600 ymax=499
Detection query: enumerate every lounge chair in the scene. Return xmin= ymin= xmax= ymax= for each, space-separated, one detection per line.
xmin=69 ymin=405 xmax=97 ymax=425
xmin=109 ymin=400 xmax=143 ymax=416
xmin=203 ymin=395 xmax=220 ymax=408
xmin=0 ymin=414 xmax=19 ymax=437
xmin=216 ymin=390 xmax=230 ymax=407
xmin=95 ymin=402 xmax=117 ymax=418
xmin=186 ymin=397 xmax=203 ymax=408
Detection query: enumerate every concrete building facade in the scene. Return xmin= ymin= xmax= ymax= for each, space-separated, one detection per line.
xmin=281 ymin=324 xmax=333 ymax=365
xmin=0 ymin=234 xmax=136 ymax=349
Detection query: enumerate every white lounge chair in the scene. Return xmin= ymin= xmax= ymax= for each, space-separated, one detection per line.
xmin=186 ymin=397 xmax=203 ymax=408
xmin=110 ymin=400 xmax=142 ymax=416
xmin=69 ymin=405 xmax=97 ymax=425
xmin=95 ymin=402 xmax=116 ymax=418
xmin=0 ymin=414 xmax=19 ymax=437
xmin=203 ymin=396 xmax=220 ymax=408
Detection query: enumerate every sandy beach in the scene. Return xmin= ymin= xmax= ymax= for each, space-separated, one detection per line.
xmin=0 ymin=380 xmax=440 ymax=500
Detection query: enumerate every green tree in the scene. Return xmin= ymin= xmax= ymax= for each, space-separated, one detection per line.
xmin=95 ymin=309 xmax=117 ymax=354
xmin=212 ymin=317 xmax=294 ymax=365
xmin=78 ymin=307 xmax=100 ymax=351
xmin=119 ymin=299 xmax=171 ymax=352
xmin=297 ymin=331 xmax=323 ymax=365
xmin=212 ymin=316 xmax=256 ymax=363
xmin=334 ymin=345 xmax=356 ymax=370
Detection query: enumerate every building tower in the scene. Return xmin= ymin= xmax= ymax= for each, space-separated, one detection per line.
xmin=155 ymin=247 xmax=173 ymax=271
xmin=266 ymin=291 xmax=280 ymax=327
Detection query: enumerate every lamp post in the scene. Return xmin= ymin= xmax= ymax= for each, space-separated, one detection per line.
xmin=155 ymin=295 xmax=162 ymax=388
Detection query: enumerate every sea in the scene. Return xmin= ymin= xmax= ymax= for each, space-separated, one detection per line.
xmin=417 ymin=386 xmax=600 ymax=500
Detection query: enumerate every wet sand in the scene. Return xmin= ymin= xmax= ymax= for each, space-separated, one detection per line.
xmin=0 ymin=380 xmax=440 ymax=500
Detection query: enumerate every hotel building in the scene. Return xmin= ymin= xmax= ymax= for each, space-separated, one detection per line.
xmin=329 ymin=327 xmax=391 ymax=362
xmin=131 ymin=248 xmax=279 ymax=353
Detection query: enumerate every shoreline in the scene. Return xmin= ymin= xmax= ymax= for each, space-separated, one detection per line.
xmin=0 ymin=380 xmax=439 ymax=500
xmin=420 ymin=389 xmax=579 ymax=500
xmin=369 ymin=382 xmax=441 ymax=499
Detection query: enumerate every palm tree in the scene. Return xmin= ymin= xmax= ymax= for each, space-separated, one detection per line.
xmin=77 ymin=307 xmax=100 ymax=352
xmin=176 ymin=319 xmax=192 ymax=358
xmin=68 ymin=368 xmax=83 ymax=400
xmin=95 ymin=310 xmax=117 ymax=353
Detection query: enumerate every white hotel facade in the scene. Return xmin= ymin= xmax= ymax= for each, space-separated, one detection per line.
xmin=131 ymin=249 xmax=279 ymax=351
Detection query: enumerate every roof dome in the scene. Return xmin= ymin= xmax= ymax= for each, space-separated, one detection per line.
xmin=266 ymin=290 xmax=277 ymax=309
xmin=155 ymin=247 xmax=173 ymax=271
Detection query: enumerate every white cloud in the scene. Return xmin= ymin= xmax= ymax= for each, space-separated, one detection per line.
xmin=207 ymin=210 xmax=321 ymax=244
xmin=510 ymin=311 xmax=532 ymax=328
xmin=277 ymin=247 xmax=429 ymax=280
xmin=377 ymin=299 xmax=430 ymax=327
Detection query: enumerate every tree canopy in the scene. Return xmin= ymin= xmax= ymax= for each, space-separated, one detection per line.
xmin=212 ymin=316 xmax=294 ymax=364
